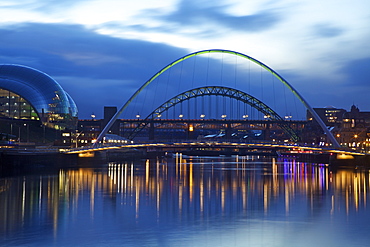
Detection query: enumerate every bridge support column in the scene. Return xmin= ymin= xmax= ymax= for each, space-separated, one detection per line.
xmin=149 ymin=122 xmax=155 ymax=140
xmin=187 ymin=124 xmax=194 ymax=140
xmin=264 ymin=123 xmax=270 ymax=141
xmin=226 ymin=123 xmax=232 ymax=139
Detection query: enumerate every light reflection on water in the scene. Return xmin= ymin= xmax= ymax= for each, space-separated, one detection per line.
xmin=1 ymin=155 xmax=370 ymax=246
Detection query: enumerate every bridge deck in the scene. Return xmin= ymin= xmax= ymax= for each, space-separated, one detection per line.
xmin=64 ymin=141 xmax=365 ymax=157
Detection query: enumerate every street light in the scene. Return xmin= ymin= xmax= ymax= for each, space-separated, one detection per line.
xmin=24 ymin=123 xmax=29 ymax=143
xmin=336 ymin=133 xmax=341 ymax=145
xmin=75 ymin=131 xmax=83 ymax=148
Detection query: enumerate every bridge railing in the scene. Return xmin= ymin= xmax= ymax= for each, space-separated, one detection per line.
xmin=89 ymin=138 xmax=335 ymax=150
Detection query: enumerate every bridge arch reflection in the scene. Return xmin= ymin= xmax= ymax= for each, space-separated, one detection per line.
xmin=0 ymin=157 xmax=368 ymax=239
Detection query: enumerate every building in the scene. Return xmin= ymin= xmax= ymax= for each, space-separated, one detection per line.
xmin=306 ymin=105 xmax=370 ymax=151
xmin=0 ymin=64 xmax=78 ymax=130
xmin=62 ymin=107 xmax=125 ymax=147
xmin=103 ymin=106 xmax=119 ymax=135
xmin=307 ymin=106 xmax=346 ymax=127
xmin=339 ymin=105 xmax=370 ymax=151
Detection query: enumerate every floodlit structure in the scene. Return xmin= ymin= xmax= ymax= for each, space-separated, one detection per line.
xmin=0 ymin=64 xmax=77 ymax=130
xmin=95 ymin=49 xmax=340 ymax=148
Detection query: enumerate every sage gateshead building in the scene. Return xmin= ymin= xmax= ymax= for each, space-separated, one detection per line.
xmin=0 ymin=64 xmax=78 ymax=130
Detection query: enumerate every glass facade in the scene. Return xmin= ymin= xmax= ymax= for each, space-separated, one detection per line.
xmin=0 ymin=89 xmax=39 ymax=120
xmin=0 ymin=64 xmax=78 ymax=130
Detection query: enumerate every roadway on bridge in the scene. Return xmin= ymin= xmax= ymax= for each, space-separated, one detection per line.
xmin=65 ymin=141 xmax=365 ymax=157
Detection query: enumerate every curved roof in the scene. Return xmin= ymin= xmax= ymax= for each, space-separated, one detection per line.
xmin=0 ymin=64 xmax=78 ymax=129
xmin=0 ymin=64 xmax=77 ymax=118
xmin=66 ymin=92 xmax=78 ymax=117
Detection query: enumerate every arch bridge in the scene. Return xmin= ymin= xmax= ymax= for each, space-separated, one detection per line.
xmin=94 ymin=49 xmax=340 ymax=149
xmin=126 ymin=86 xmax=301 ymax=142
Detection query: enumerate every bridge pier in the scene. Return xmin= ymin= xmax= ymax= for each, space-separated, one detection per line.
xmin=225 ymin=123 xmax=232 ymax=139
xmin=329 ymin=153 xmax=370 ymax=168
xmin=149 ymin=121 xmax=155 ymax=140
xmin=264 ymin=123 xmax=270 ymax=141
xmin=187 ymin=124 xmax=195 ymax=139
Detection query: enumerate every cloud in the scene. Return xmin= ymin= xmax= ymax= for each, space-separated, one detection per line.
xmin=279 ymin=54 xmax=370 ymax=111
xmin=0 ymin=23 xmax=188 ymax=118
xmin=343 ymin=57 xmax=370 ymax=85
xmin=1 ymin=0 xmax=88 ymax=12
xmin=0 ymin=15 xmax=369 ymax=120
xmin=149 ymin=0 xmax=282 ymax=33
xmin=312 ymin=23 xmax=344 ymax=38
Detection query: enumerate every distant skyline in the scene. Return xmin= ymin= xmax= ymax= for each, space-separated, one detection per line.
xmin=0 ymin=0 xmax=369 ymax=119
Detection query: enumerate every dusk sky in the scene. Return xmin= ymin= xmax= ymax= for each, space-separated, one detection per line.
xmin=0 ymin=0 xmax=369 ymax=119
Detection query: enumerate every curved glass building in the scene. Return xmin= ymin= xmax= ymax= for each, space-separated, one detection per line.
xmin=0 ymin=64 xmax=78 ymax=130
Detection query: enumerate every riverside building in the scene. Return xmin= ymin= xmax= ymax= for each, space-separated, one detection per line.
xmin=0 ymin=64 xmax=78 ymax=144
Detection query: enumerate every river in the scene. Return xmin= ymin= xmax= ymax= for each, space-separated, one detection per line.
xmin=1 ymin=155 xmax=369 ymax=246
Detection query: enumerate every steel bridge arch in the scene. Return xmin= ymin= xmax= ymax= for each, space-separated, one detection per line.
xmin=127 ymin=86 xmax=300 ymax=141
xmin=95 ymin=49 xmax=339 ymax=148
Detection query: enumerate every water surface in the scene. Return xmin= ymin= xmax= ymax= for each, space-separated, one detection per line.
xmin=1 ymin=155 xmax=369 ymax=246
